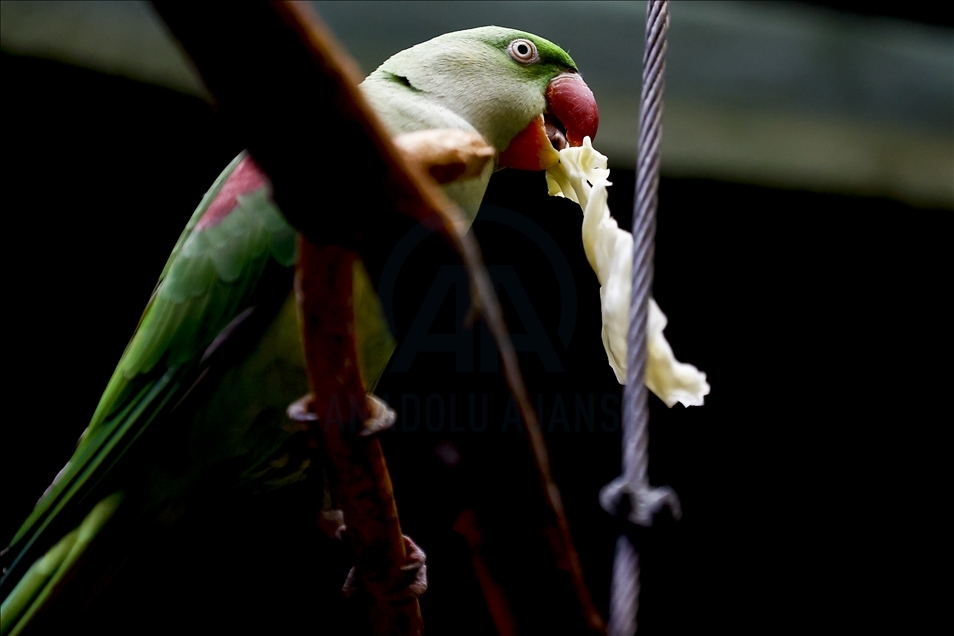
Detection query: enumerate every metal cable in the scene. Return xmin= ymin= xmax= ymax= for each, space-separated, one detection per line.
xmin=599 ymin=2 xmax=678 ymax=634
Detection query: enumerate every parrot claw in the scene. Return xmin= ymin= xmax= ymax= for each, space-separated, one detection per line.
xmin=285 ymin=393 xmax=395 ymax=436
xmin=318 ymin=509 xmax=347 ymax=540
xmin=359 ymin=394 xmax=396 ymax=437
xmin=342 ymin=535 xmax=428 ymax=600
xmin=286 ymin=393 xmax=319 ymax=430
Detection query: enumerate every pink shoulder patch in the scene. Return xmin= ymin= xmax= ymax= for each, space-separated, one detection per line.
xmin=195 ymin=155 xmax=270 ymax=230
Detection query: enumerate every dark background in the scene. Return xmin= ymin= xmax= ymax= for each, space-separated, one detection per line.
xmin=2 ymin=4 xmax=949 ymax=631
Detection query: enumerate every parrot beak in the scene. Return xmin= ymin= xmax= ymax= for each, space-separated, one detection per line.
xmin=545 ymin=72 xmax=599 ymax=148
xmin=498 ymin=72 xmax=599 ymax=171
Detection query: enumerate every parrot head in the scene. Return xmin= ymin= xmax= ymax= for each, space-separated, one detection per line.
xmin=367 ymin=26 xmax=599 ymax=171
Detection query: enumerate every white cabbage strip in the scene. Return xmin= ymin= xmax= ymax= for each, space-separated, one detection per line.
xmin=545 ymin=138 xmax=709 ymax=407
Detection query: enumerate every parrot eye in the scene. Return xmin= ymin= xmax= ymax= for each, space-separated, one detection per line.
xmin=508 ymin=39 xmax=539 ymax=64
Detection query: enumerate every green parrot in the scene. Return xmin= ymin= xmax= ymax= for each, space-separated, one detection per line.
xmin=0 ymin=26 xmax=598 ymax=634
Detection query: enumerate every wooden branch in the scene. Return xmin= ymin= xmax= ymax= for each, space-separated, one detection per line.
xmin=290 ymin=242 xmax=422 ymax=634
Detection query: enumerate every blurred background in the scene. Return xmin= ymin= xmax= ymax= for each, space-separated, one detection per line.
xmin=3 ymin=1 xmax=951 ymax=203
xmin=3 ymin=2 xmax=951 ymax=633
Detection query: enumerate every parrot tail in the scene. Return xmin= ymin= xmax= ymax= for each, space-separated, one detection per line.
xmin=0 ymin=492 xmax=123 ymax=636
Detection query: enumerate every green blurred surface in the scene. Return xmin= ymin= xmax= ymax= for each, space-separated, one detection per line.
xmin=2 ymin=0 xmax=952 ymax=206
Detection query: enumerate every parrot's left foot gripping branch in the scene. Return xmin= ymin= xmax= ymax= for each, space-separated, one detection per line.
xmin=287 ymin=393 xmax=428 ymax=603
xmin=292 ymin=241 xmax=424 ymax=628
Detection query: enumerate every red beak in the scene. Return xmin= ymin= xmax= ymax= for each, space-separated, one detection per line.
xmin=545 ymin=72 xmax=599 ymax=147
xmin=499 ymin=72 xmax=599 ymax=171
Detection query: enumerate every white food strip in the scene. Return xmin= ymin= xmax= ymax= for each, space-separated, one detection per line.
xmin=546 ymin=138 xmax=710 ymax=407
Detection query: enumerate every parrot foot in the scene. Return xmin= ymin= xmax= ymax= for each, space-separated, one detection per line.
xmin=394 ymin=129 xmax=494 ymax=185
xmin=360 ymin=393 xmax=396 ymax=437
xmin=342 ymin=535 xmax=428 ymax=600
xmin=319 ymin=509 xmax=347 ymax=540
xmin=285 ymin=393 xmax=396 ymax=436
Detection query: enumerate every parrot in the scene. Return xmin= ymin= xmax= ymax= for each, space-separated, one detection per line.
xmin=0 ymin=26 xmax=598 ymax=634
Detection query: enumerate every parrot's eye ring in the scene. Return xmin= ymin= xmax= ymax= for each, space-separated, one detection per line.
xmin=508 ymin=39 xmax=539 ymax=64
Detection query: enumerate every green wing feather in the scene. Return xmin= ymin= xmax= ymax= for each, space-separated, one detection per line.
xmin=1 ymin=149 xmax=398 ymax=633
xmin=0 ymin=153 xmax=303 ymax=633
